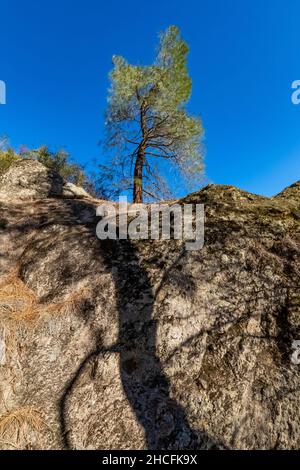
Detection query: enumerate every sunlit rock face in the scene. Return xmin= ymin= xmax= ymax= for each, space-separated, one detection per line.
xmin=0 ymin=159 xmax=90 ymax=200
xmin=0 ymin=162 xmax=299 ymax=450
xmin=275 ymin=180 xmax=300 ymax=205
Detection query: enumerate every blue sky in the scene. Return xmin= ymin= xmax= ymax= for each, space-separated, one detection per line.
xmin=0 ymin=0 xmax=299 ymax=197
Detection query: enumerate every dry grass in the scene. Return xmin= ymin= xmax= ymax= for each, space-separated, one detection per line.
xmin=43 ymin=286 xmax=91 ymax=317
xmin=0 ymin=271 xmax=38 ymax=321
xmin=0 ymin=269 xmax=92 ymax=322
xmin=0 ymin=406 xmax=45 ymax=447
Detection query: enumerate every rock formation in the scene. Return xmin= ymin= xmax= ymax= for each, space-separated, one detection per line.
xmin=0 ymin=159 xmax=299 ymax=449
xmin=0 ymin=159 xmax=90 ymax=200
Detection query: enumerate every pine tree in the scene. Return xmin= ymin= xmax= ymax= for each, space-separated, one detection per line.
xmin=105 ymin=26 xmax=204 ymax=203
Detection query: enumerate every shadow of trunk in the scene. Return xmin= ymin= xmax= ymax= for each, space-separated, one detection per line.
xmin=102 ymin=238 xmax=209 ymax=449
xmin=59 ymin=200 xmax=219 ymax=449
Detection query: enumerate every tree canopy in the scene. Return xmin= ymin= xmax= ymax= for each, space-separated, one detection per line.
xmin=103 ymin=25 xmax=204 ymax=203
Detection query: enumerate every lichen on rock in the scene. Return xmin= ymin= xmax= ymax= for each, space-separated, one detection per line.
xmin=0 ymin=161 xmax=299 ymax=449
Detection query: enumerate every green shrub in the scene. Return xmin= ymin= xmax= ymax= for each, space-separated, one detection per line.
xmin=22 ymin=146 xmax=88 ymax=187
xmin=0 ymin=140 xmax=106 ymax=198
xmin=0 ymin=148 xmax=20 ymax=175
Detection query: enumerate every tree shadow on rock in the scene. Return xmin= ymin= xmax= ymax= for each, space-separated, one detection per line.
xmin=59 ymin=200 xmax=220 ymax=450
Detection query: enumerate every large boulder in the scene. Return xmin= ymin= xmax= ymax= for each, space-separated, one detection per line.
xmin=274 ymin=180 xmax=300 ymax=205
xmin=0 ymin=176 xmax=299 ymax=450
xmin=0 ymin=159 xmax=90 ymax=200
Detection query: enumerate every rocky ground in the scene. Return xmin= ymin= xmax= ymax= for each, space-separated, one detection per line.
xmin=0 ymin=160 xmax=299 ymax=450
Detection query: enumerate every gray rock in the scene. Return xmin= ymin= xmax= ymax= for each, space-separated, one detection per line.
xmin=0 ymin=159 xmax=90 ymax=200
xmin=0 ymin=173 xmax=299 ymax=450
xmin=0 ymin=337 xmax=5 ymax=365
xmin=62 ymin=181 xmax=90 ymax=199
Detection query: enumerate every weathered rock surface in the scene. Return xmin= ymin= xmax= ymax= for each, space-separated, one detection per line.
xmin=0 ymin=159 xmax=90 ymax=200
xmin=0 ymin=161 xmax=299 ymax=450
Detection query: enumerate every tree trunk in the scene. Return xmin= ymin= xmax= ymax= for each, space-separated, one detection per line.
xmin=133 ymin=147 xmax=144 ymax=203
xmin=133 ymin=99 xmax=147 ymax=203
